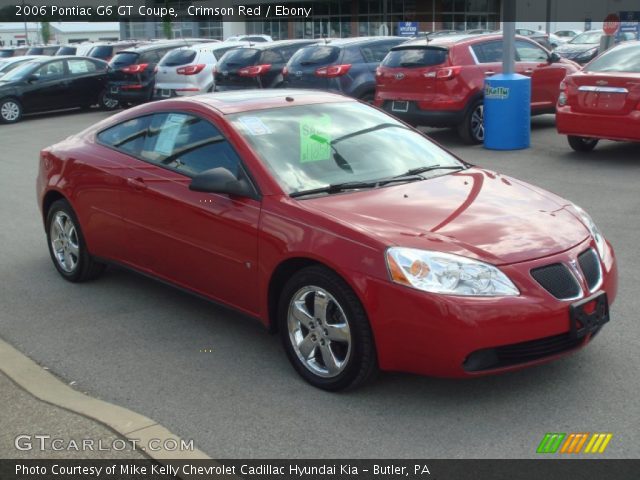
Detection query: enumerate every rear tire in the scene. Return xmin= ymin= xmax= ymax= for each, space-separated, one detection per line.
xmin=278 ymin=266 xmax=378 ymax=391
xmin=568 ymin=135 xmax=598 ymax=152
xmin=457 ymin=99 xmax=484 ymax=144
xmin=0 ymin=97 xmax=23 ymax=124
xmin=98 ymin=90 xmax=119 ymax=111
xmin=46 ymin=199 xmax=106 ymax=282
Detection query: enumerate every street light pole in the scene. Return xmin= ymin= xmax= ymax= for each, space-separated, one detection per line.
xmin=502 ymin=0 xmax=516 ymax=75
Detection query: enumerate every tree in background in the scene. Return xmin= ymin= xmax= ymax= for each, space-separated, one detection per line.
xmin=41 ymin=22 xmax=50 ymax=44
xmin=162 ymin=0 xmax=173 ymax=39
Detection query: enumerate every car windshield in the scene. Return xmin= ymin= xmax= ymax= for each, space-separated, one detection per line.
xmin=585 ymin=44 xmax=640 ymax=72
xmin=228 ymin=102 xmax=464 ymax=196
xmin=570 ymin=31 xmax=602 ymax=44
xmin=0 ymin=61 xmax=36 ymax=81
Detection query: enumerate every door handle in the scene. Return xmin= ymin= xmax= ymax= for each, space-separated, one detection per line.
xmin=126 ymin=177 xmax=147 ymax=191
xmin=523 ymin=69 xmax=534 ymax=75
xmin=484 ymin=71 xmax=495 ymax=76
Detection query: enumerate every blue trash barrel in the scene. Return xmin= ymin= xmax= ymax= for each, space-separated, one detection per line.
xmin=483 ymin=73 xmax=531 ymax=150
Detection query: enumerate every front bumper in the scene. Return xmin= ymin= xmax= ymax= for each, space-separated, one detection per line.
xmin=556 ymin=106 xmax=640 ymax=143
xmin=363 ymin=237 xmax=618 ymax=377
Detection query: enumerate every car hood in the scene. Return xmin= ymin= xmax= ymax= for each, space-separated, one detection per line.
xmin=302 ymin=168 xmax=589 ymax=265
xmin=555 ymin=43 xmax=597 ymax=54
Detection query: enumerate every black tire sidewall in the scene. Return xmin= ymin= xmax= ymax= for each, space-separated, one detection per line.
xmin=277 ymin=266 xmax=376 ymax=391
xmin=0 ymin=98 xmax=23 ymax=124
xmin=568 ymin=135 xmax=598 ymax=152
xmin=459 ymin=99 xmax=484 ymax=144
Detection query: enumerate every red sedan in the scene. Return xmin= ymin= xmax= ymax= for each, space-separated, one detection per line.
xmin=37 ymin=90 xmax=618 ymax=390
xmin=557 ymin=41 xmax=640 ymax=151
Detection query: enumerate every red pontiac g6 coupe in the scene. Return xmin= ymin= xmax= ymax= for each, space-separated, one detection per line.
xmin=37 ymin=90 xmax=618 ymax=390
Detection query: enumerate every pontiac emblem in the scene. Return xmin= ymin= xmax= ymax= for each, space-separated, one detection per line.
xmin=395 ymin=72 xmax=405 ymax=80
xmin=595 ymin=80 xmax=608 ymax=86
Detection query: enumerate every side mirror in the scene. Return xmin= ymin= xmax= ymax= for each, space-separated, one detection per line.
xmin=549 ymin=52 xmax=561 ymax=63
xmin=189 ymin=167 xmax=253 ymax=197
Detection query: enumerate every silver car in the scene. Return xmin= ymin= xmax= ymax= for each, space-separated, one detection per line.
xmin=154 ymin=41 xmax=249 ymax=98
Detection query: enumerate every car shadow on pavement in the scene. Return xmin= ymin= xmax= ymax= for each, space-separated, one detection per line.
xmin=559 ymin=142 xmax=640 ymax=167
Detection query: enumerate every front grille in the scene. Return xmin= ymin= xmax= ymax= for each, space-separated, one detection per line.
xmin=578 ymin=248 xmax=601 ymax=291
xmin=464 ymin=333 xmax=585 ymax=372
xmin=531 ymin=263 xmax=581 ymax=300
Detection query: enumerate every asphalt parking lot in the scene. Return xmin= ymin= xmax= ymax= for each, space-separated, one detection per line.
xmin=1 ymin=108 xmax=638 ymax=459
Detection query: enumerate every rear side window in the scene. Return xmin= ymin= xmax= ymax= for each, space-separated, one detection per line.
xmin=98 ymin=116 xmax=152 ymax=156
xmin=56 ymin=46 xmax=76 ymax=55
xmin=382 ymin=47 xmax=448 ymax=68
xmin=586 ymin=44 xmax=640 ymax=73
xmin=471 ymin=41 xmax=504 ymax=63
xmin=160 ymin=49 xmax=197 ymax=66
xmin=260 ymin=49 xmax=285 ymax=64
xmin=90 ymin=46 xmax=114 ymax=59
xmin=27 ymin=47 xmax=44 ymax=55
xmin=67 ymin=59 xmax=98 ymax=75
xmin=212 ymin=45 xmax=241 ymax=60
xmin=360 ymin=41 xmax=402 ymax=63
xmin=110 ymin=52 xmax=139 ymax=67
xmin=289 ymin=46 xmax=340 ymax=66
xmin=218 ymin=49 xmax=260 ymax=68
xmin=142 ymin=113 xmax=241 ymax=177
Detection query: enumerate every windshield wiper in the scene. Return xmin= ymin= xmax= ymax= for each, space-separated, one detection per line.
xmin=394 ymin=164 xmax=466 ymax=178
xmin=290 ymin=176 xmax=424 ymax=199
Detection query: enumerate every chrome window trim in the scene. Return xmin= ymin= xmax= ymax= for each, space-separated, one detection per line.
xmin=578 ymin=86 xmax=629 ymax=93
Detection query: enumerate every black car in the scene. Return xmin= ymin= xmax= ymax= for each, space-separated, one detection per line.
xmin=214 ymin=39 xmax=318 ymax=91
xmin=284 ymin=37 xmax=406 ymax=101
xmin=26 ymin=45 xmax=60 ymax=56
xmin=88 ymin=41 xmax=141 ymax=62
xmin=107 ymin=42 xmax=195 ymax=105
xmin=0 ymin=56 xmax=118 ymax=124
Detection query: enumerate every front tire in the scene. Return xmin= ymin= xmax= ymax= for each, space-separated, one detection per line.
xmin=0 ymin=98 xmax=23 ymax=124
xmin=278 ymin=266 xmax=377 ymax=391
xmin=46 ymin=199 xmax=106 ymax=282
xmin=457 ymin=99 xmax=484 ymax=144
xmin=568 ymin=135 xmax=598 ymax=152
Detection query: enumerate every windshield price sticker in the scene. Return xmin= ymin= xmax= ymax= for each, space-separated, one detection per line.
xmin=238 ymin=116 xmax=272 ymax=136
xmin=154 ymin=114 xmax=188 ymax=156
xmin=300 ymin=115 xmax=332 ymax=163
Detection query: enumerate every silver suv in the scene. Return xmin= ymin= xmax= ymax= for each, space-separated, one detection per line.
xmin=154 ymin=41 xmax=249 ymax=98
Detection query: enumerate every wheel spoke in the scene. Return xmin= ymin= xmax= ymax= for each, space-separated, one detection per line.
xmin=320 ymin=344 xmax=340 ymax=374
xmin=325 ymin=323 xmax=349 ymax=343
xmin=63 ymin=251 xmax=74 ymax=269
xmin=68 ymin=242 xmax=79 ymax=257
xmin=314 ymin=291 xmax=329 ymax=322
xmin=298 ymin=335 xmax=316 ymax=359
xmin=292 ymin=300 xmax=314 ymax=329
xmin=54 ymin=216 xmax=65 ymax=236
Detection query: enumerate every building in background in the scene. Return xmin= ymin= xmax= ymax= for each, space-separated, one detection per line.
xmin=0 ymin=22 xmax=39 ymax=46
xmin=119 ymin=0 xmax=639 ymax=41
xmin=50 ymin=22 xmax=120 ymax=44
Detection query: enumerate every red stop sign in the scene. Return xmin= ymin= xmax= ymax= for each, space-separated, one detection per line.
xmin=603 ymin=14 xmax=620 ymax=35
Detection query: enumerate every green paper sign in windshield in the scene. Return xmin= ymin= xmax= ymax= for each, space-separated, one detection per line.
xmin=300 ymin=115 xmax=332 ymax=163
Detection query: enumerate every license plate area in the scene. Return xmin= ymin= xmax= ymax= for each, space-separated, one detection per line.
xmin=161 ymin=89 xmax=171 ymax=98
xmin=392 ymin=100 xmax=409 ymax=112
xmin=110 ymin=86 xmax=118 ymax=94
xmin=569 ymin=291 xmax=609 ymax=340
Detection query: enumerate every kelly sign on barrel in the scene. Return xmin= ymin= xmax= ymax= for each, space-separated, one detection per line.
xmin=603 ymin=14 xmax=620 ymax=35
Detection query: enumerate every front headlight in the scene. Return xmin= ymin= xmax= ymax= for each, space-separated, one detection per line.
xmin=572 ymin=204 xmax=606 ymax=259
xmin=386 ymin=248 xmax=519 ymax=296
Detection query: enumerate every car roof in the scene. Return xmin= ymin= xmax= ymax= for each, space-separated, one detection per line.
xmin=234 ymin=39 xmax=318 ymax=50
xmin=188 ymin=89 xmax=354 ymax=114
xmin=399 ymin=33 xmax=532 ymax=48
xmin=120 ymin=41 xmax=191 ymax=53
xmin=313 ymin=36 xmax=404 ymax=47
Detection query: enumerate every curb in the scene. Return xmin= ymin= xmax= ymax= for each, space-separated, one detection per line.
xmin=0 ymin=338 xmax=211 ymax=462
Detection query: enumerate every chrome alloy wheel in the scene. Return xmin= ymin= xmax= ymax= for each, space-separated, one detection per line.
xmin=471 ymin=103 xmax=484 ymax=141
xmin=287 ymin=286 xmax=352 ymax=378
xmin=49 ymin=211 xmax=80 ymax=273
xmin=102 ymin=95 xmax=119 ymax=109
xmin=1 ymin=101 xmax=20 ymax=122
